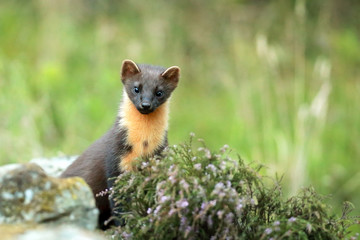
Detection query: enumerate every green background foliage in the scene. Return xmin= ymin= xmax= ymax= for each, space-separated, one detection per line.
xmin=0 ymin=0 xmax=359 ymax=233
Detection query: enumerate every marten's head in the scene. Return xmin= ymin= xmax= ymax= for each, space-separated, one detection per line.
xmin=121 ymin=59 xmax=180 ymax=115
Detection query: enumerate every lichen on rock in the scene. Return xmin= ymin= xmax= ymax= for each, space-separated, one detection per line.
xmin=0 ymin=163 xmax=98 ymax=230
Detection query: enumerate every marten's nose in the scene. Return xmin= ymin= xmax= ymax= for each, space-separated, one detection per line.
xmin=141 ymin=102 xmax=151 ymax=109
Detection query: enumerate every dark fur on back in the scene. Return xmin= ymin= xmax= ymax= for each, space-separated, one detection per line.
xmin=61 ymin=118 xmax=132 ymax=228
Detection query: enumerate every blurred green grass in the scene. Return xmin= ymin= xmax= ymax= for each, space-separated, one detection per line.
xmin=0 ymin=0 xmax=359 ymax=232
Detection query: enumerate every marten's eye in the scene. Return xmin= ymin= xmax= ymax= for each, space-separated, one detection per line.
xmin=156 ymin=91 xmax=164 ymax=97
xmin=133 ymin=87 xmax=140 ymax=94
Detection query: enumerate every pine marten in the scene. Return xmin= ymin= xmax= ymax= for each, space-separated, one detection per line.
xmin=61 ymin=60 xmax=180 ymax=229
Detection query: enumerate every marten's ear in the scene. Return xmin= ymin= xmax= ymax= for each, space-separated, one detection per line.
xmin=121 ymin=59 xmax=141 ymax=81
xmin=161 ymin=66 xmax=180 ymax=87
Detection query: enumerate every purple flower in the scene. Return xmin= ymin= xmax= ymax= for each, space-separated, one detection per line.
xmin=176 ymin=199 xmax=189 ymax=208
xmin=206 ymin=164 xmax=217 ymax=174
xmin=168 ymin=164 xmax=175 ymax=172
xmin=169 ymin=175 xmax=176 ymax=184
xmin=185 ymin=226 xmax=192 ymax=237
xmin=273 ymin=220 xmax=280 ymax=226
xmin=215 ymin=182 xmax=224 ymax=190
xmin=265 ymin=228 xmax=273 ymax=235
xmin=168 ymin=208 xmax=176 ymax=216
xmin=154 ymin=205 xmax=161 ymax=216
xmin=180 ymin=179 xmax=190 ymax=191
xmin=209 ymin=200 xmax=217 ymax=206
xmin=217 ymin=210 xmax=224 ymax=219
xmin=121 ymin=232 xmax=133 ymax=240
xmin=147 ymin=208 xmax=152 ymax=214
xmin=220 ymin=144 xmax=229 ymax=153
xmin=236 ymin=203 xmax=244 ymax=214
xmin=218 ymin=192 xmax=226 ymax=198
xmin=180 ymin=216 xmax=188 ymax=230
xmin=225 ymin=212 xmax=234 ymax=224
xmin=194 ymin=163 xmax=202 ymax=170
xmin=204 ymin=149 xmax=212 ymax=159
xmin=160 ymin=195 xmax=171 ymax=203
xmin=212 ymin=182 xmax=225 ymax=195
xmin=220 ymin=161 xmax=227 ymax=170
xmin=288 ymin=217 xmax=297 ymax=223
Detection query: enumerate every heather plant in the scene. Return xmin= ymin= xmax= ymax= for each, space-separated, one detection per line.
xmin=109 ymin=135 xmax=359 ymax=240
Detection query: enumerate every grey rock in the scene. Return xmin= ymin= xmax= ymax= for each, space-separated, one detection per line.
xmin=0 ymin=163 xmax=21 ymax=181
xmin=30 ymin=156 xmax=77 ymax=177
xmin=0 ymin=156 xmax=77 ymax=180
xmin=0 ymin=163 xmax=98 ymax=230
xmin=0 ymin=224 xmax=106 ymax=240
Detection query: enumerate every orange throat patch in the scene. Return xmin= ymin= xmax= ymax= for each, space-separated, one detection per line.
xmin=118 ymin=93 xmax=169 ymax=171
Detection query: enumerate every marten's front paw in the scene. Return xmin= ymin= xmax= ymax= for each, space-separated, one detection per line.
xmin=120 ymin=163 xmax=133 ymax=172
xmin=120 ymin=157 xmax=135 ymax=172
